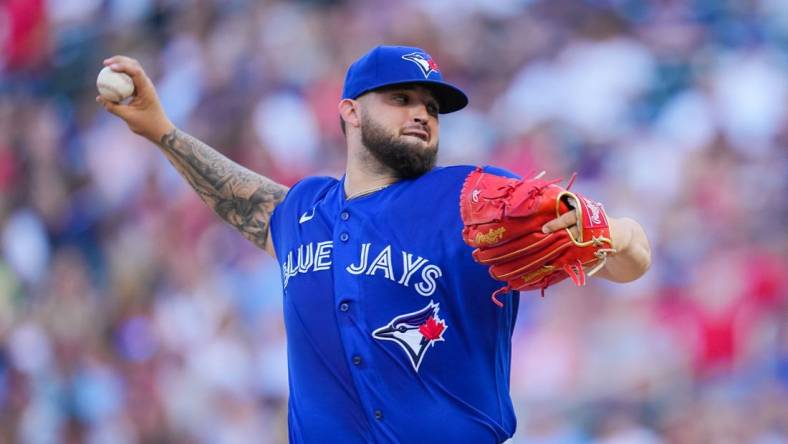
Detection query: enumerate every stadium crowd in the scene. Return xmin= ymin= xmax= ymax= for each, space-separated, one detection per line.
xmin=1 ymin=0 xmax=787 ymax=442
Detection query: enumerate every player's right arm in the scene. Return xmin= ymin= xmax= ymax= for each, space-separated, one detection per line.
xmin=97 ymin=56 xmax=287 ymax=258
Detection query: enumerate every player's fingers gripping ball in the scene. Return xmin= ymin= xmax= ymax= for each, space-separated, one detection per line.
xmin=96 ymin=66 xmax=135 ymax=102
xmin=459 ymin=168 xmax=616 ymax=307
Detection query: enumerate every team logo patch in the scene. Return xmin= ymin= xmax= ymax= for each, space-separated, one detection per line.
xmin=401 ymin=52 xmax=440 ymax=78
xmin=372 ymin=301 xmax=447 ymax=372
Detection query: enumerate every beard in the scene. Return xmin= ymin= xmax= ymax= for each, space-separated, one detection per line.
xmin=359 ymin=112 xmax=438 ymax=179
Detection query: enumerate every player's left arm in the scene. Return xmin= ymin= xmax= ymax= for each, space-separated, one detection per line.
xmin=543 ymin=215 xmax=651 ymax=283
xmin=593 ymin=217 xmax=651 ymax=282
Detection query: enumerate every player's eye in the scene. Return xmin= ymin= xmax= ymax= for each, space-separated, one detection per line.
xmin=427 ymin=103 xmax=439 ymax=116
xmin=392 ymin=94 xmax=408 ymax=104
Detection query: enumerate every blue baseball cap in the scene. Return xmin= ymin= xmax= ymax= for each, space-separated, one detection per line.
xmin=341 ymin=45 xmax=469 ymax=114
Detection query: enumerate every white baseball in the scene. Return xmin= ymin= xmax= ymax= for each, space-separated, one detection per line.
xmin=96 ymin=66 xmax=134 ymax=102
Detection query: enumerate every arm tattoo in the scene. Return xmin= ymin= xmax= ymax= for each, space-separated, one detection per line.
xmin=159 ymin=128 xmax=288 ymax=250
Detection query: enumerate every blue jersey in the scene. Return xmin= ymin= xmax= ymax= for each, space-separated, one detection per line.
xmin=269 ymin=165 xmax=520 ymax=444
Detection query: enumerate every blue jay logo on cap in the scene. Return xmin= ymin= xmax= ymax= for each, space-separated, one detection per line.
xmin=401 ymin=52 xmax=440 ymax=79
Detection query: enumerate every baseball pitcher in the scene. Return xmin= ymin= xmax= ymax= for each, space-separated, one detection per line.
xmin=98 ymin=45 xmax=651 ymax=444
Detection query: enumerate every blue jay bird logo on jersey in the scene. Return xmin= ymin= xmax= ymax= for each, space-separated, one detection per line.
xmin=372 ymin=301 xmax=447 ymax=372
xmin=401 ymin=52 xmax=440 ymax=79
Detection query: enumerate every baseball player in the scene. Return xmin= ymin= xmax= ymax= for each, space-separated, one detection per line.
xmin=99 ymin=45 xmax=651 ymax=443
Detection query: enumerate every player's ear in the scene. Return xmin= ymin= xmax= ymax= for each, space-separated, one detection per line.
xmin=338 ymin=99 xmax=361 ymax=130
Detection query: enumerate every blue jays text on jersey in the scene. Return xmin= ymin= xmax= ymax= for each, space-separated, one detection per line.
xmin=281 ymin=241 xmax=444 ymax=297
xmin=269 ymin=165 xmax=520 ymax=444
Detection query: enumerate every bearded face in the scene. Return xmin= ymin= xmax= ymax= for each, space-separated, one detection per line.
xmin=359 ymin=109 xmax=439 ymax=179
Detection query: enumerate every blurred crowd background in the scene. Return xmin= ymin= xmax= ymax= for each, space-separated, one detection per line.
xmin=2 ymin=0 xmax=787 ymax=442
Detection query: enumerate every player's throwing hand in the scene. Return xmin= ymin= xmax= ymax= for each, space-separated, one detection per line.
xmin=96 ymin=56 xmax=174 ymax=142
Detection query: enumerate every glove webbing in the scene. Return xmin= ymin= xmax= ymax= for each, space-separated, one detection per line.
xmin=487 ymin=172 xmax=614 ymax=308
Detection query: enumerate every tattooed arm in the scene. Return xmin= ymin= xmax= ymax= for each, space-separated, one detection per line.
xmin=97 ymin=55 xmax=287 ymax=257
xmin=158 ymin=129 xmax=287 ymax=256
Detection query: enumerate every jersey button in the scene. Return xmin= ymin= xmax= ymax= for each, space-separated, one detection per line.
xmin=339 ymin=302 xmax=350 ymax=312
xmin=340 ymin=211 xmax=350 ymax=221
xmin=374 ymin=410 xmax=383 ymax=420
xmin=339 ymin=232 xmax=349 ymax=242
xmin=352 ymin=355 xmax=362 ymax=366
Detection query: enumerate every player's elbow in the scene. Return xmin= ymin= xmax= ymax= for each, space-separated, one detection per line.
xmin=622 ymin=219 xmax=652 ymax=281
xmin=621 ymin=239 xmax=652 ymax=282
xmin=629 ymin=218 xmax=652 ymax=275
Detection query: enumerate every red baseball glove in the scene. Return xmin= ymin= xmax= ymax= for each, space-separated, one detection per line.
xmin=460 ymin=168 xmax=616 ymax=307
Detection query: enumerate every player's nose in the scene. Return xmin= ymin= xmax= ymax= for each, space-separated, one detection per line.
xmin=407 ymin=109 xmax=430 ymax=131
xmin=411 ymin=104 xmax=431 ymax=125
